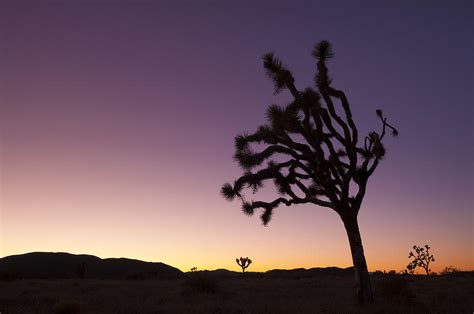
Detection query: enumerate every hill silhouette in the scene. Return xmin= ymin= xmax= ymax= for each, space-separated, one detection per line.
xmin=192 ymin=267 xmax=353 ymax=278
xmin=0 ymin=252 xmax=356 ymax=280
xmin=0 ymin=252 xmax=182 ymax=279
xmin=265 ymin=267 xmax=353 ymax=278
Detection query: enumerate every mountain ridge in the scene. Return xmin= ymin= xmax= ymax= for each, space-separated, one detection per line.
xmin=0 ymin=252 xmax=183 ymax=279
xmin=0 ymin=252 xmax=353 ymax=279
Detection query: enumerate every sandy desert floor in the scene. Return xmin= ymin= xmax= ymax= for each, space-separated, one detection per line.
xmin=0 ymin=272 xmax=472 ymax=313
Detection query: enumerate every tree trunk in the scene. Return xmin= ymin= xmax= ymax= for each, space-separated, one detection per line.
xmin=342 ymin=213 xmax=374 ymax=305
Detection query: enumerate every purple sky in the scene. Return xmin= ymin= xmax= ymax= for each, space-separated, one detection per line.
xmin=1 ymin=1 xmax=472 ymax=271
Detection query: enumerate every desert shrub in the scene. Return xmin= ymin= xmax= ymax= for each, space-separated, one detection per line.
xmin=52 ymin=300 xmax=81 ymax=314
xmin=375 ymin=275 xmax=411 ymax=300
xmin=182 ymin=273 xmax=219 ymax=295
xmin=441 ymin=266 xmax=460 ymax=274
xmin=0 ymin=270 xmax=19 ymax=281
xmin=125 ymin=272 xmax=148 ymax=280
xmin=441 ymin=267 xmax=470 ymax=278
xmin=75 ymin=262 xmax=86 ymax=279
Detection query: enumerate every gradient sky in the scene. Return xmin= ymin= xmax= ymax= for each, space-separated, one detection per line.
xmin=1 ymin=1 xmax=472 ymax=273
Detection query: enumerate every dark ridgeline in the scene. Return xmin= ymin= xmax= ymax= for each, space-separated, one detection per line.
xmin=0 ymin=252 xmax=182 ymax=280
xmin=221 ymin=40 xmax=398 ymax=305
xmin=0 ymin=251 xmax=356 ymax=282
xmin=265 ymin=266 xmax=354 ymax=279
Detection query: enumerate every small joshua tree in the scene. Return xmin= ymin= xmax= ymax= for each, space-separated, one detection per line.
xmin=190 ymin=267 xmax=197 ymax=272
xmin=221 ymin=40 xmax=397 ymax=304
xmin=236 ymin=257 xmax=252 ymax=272
xmin=406 ymin=244 xmax=435 ymax=275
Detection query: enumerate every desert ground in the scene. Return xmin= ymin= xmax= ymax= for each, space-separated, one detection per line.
xmin=0 ymin=272 xmax=472 ymax=314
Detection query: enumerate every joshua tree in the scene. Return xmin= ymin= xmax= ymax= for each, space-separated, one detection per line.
xmin=236 ymin=257 xmax=252 ymax=272
xmin=221 ymin=40 xmax=398 ymax=304
xmin=406 ymin=244 xmax=435 ymax=275
xmin=190 ymin=267 xmax=198 ymax=272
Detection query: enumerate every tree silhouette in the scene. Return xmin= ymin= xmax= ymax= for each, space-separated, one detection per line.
xmin=221 ymin=40 xmax=397 ymax=305
xmin=236 ymin=257 xmax=252 ymax=273
xmin=407 ymin=244 xmax=435 ymax=275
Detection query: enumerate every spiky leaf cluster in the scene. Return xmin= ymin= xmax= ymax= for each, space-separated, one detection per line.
xmin=222 ymin=40 xmax=398 ymax=225
xmin=263 ymin=53 xmax=294 ymax=94
xmin=312 ymin=40 xmax=334 ymax=62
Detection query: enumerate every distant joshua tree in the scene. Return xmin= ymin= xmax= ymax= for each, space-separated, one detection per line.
xmin=236 ymin=257 xmax=252 ymax=273
xmin=407 ymin=244 xmax=435 ymax=275
xmin=190 ymin=267 xmax=198 ymax=272
xmin=221 ymin=40 xmax=398 ymax=304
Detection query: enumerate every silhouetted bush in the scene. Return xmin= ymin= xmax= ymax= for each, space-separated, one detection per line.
xmin=440 ymin=267 xmax=471 ymax=278
xmin=376 ymin=275 xmax=411 ymax=301
xmin=0 ymin=270 xmax=19 ymax=281
xmin=125 ymin=272 xmax=149 ymax=280
xmin=75 ymin=262 xmax=85 ymax=279
xmin=52 ymin=300 xmax=81 ymax=314
xmin=182 ymin=273 xmax=219 ymax=295
xmin=441 ymin=266 xmax=460 ymax=274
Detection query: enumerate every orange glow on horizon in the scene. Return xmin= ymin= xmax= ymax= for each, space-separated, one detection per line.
xmin=1 ymin=1 xmax=472 ymax=280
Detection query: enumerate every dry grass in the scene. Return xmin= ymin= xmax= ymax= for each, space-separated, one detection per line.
xmin=0 ymin=273 xmax=472 ymax=313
